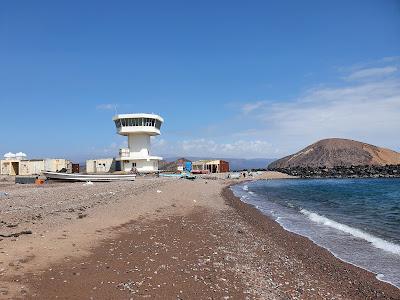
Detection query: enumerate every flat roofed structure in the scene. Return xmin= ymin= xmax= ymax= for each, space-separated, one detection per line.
xmin=113 ymin=113 xmax=163 ymax=173
xmin=0 ymin=158 xmax=72 ymax=176
xmin=86 ymin=158 xmax=117 ymax=173
xmin=192 ymin=160 xmax=230 ymax=174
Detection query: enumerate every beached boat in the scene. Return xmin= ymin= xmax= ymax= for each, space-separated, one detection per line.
xmin=159 ymin=172 xmax=196 ymax=180
xmin=159 ymin=173 xmax=183 ymax=178
xmin=42 ymin=171 xmax=136 ymax=182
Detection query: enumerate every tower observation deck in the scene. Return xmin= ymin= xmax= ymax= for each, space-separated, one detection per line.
xmin=113 ymin=113 xmax=164 ymax=173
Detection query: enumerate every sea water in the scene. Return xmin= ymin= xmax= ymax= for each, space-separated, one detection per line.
xmin=231 ymin=178 xmax=400 ymax=288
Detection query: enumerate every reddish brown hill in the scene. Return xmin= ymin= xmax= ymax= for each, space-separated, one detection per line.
xmin=269 ymin=138 xmax=400 ymax=169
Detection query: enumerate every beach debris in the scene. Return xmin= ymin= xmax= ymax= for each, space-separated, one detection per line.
xmin=117 ymin=281 xmax=137 ymax=293
xmin=77 ymin=213 xmax=88 ymax=219
xmin=6 ymin=223 xmax=18 ymax=228
xmin=156 ymin=190 xmax=162 ymax=193
xmin=0 ymin=230 xmax=32 ymax=238
xmin=0 ymin=192 xmax=9 ymax=197
xmin=83 ymin=181 xmax=94 ymax=186
xmin=15 ymin=176 xmax=38 ymax=184
xmin=0 ymin=220 xmax=18 ymax=228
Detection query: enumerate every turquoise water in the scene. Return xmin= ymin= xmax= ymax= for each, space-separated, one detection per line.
xmin=231 ymin=178 xmax=400 ymax=288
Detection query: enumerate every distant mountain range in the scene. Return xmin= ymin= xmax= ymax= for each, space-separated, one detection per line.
xmin=162 ymin=156 xmax=276 ymax=171
xmin=268 ymin=138 xmax=400 ymax=169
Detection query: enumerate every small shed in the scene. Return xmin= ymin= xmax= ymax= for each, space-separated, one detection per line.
xmin=0 ymin=160 xmax=20 ymax=175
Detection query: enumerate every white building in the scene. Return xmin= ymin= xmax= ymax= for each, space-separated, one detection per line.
xmin=86 ymin=158 xmax=116 ymax=173
xmin=1 ymin=154 xmax=72 ymax=176
xmin=1 ymin=152 xmax=27 ymax=176
xmin=113 ymin=113 xmax=163 ymax=173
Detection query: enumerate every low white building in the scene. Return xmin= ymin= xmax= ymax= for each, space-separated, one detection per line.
xmin=86 ymin=158 xmax=116 ymax=173
xmin=0 ymin=159 xmax=20 ymax=176
xmin=19 ymin=160 xmax=45 ymax=175
xmin=44 ymin=159 xmax=72 ymax=173
xmin=0 ymin=154 xmax=72 ymax=176
xmin=192 ymin=160 xmax=230 ymax=173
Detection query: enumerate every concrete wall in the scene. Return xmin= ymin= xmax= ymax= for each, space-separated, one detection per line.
xmin=121 ymin=159 xmax=158 ymax=173
xmin=128 ymin=133 xmax=151 ymax=158
xmin=19 ymin=160 xmax=45 ymax=175
xmin=1 ymin=160 xmax=21 ymax=175
xmin=19 ymin=161 xmax=32 ymax=176
xmin=1 ymin=160 xmax=12 ymax=175
xmin=30 ymin=160 xmax=46 ymax=174
xmin=44 ymin=159 xmax=72 ymax=173
xmin=86 ymin=158 xmax=116 ymax=173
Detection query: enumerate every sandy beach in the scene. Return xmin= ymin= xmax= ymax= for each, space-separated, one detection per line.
xmin=0 ymin=173 xmax=399 ymax=299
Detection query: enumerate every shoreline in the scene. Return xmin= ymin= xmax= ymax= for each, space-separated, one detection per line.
xmin=222 ymin=183 xmax=400 ymax=298
xmin=1 ymin=174 xmax=399 ymax=298
xmin=229 ymin=177 xmax=400 ymax=289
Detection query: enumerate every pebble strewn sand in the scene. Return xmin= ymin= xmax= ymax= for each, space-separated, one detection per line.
xmin=0 ymin=172 xmax=399 ymax=299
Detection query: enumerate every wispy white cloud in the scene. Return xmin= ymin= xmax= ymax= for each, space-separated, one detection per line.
xmin=346 ymin=66 xmax=397 ymax=81
xmin=93 ymin=59 xmax=400 ymax=159
xmin=153 ymin=60 xmax=400 ymax=158
xmin=241 ymin=101 xmax=267 ymax=114
xmin=152 ymin=137 xmax=275 ymax=158
xmin=238 ymin=76 xmax=400 ymax=154
xmin=96 ymin=103 xmax=117 ymax=110
xmin=89 ymin=140 xmax=127 ymax=157
xmin=151 ymin=137 xmax=167 ymax=148
xmin=381 ymin=56 xmax=400 ymax=63
xmin=181 ymin=139 xmax=274 ymax=157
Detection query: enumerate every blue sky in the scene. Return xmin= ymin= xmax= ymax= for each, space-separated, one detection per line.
xmin=1 ymin=0 xmax=399 ymax=161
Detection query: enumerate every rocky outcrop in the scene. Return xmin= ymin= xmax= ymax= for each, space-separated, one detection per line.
xmin=270 ymin=165 xmax=400 ymax=178
xmin=268 ymin=138 xmax=400 ymax=178
xmin=269 ymin=138 xmax=400 ymax=169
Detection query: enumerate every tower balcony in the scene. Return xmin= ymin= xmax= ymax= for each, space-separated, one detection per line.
xmin=113 ymin=113 xmax=163 ymax=136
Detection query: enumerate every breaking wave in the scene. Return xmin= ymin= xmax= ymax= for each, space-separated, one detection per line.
xmin=300 ymin=209 xmax=400 ymax=256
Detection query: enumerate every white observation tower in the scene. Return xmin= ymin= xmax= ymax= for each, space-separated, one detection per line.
xmin=113 ymin=113 xmax=163 ymax=173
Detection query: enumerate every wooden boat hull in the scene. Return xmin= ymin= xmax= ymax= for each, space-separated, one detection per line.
xmin=43 ymin=172 xmax=136 ymax=182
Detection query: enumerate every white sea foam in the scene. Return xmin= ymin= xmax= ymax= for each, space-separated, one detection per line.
xmin=242 ymin=185 xmax=249 ymax=191
xmin=240 ymin=195 xmax=249 ymax=201
xmin=300 ymin=209 xmax=400 ymax=256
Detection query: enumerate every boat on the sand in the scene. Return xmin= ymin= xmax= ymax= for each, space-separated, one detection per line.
xmin=42 ymin=171 xmax=136 ymax=182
